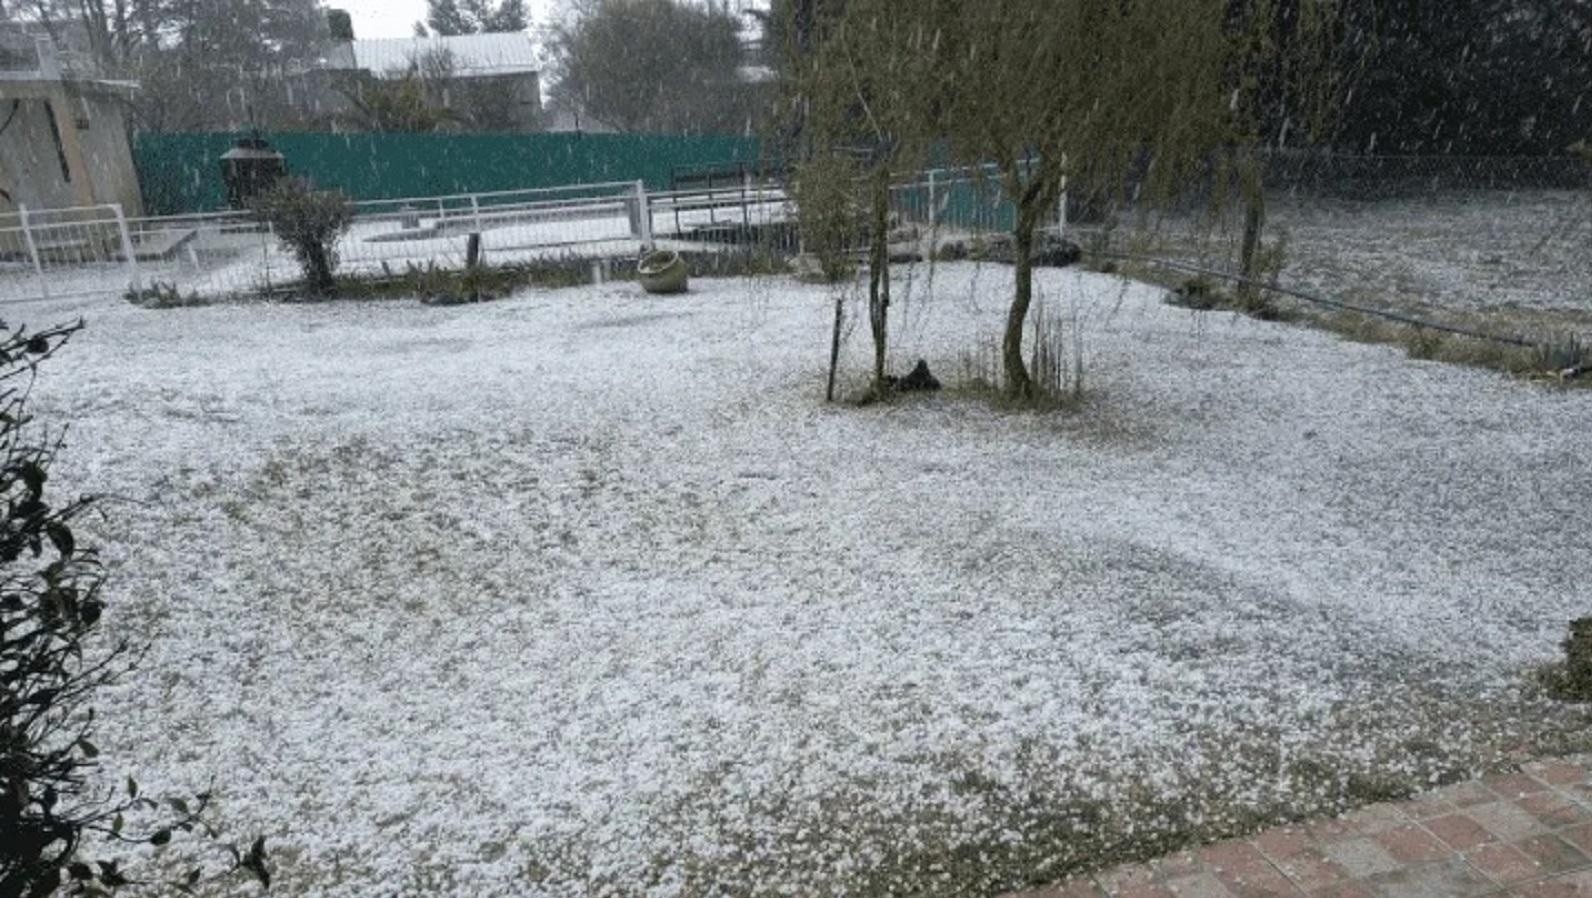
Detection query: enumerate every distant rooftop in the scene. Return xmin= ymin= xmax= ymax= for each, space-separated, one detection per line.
xmin=0 ymin=30 xmax=136 ymax=95
xmin=329 ymin=33 xmax=539 ymax=79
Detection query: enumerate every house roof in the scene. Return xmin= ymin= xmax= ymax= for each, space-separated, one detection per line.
xmin=334 ymin=33 xmax=538 ymax=79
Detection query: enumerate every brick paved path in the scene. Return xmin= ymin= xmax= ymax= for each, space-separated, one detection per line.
xmin=1004 ymin=755 xmax=1592 ymax=898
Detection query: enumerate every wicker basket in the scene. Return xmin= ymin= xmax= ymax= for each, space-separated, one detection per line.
xmin=638 ymin=250 xmax=688 ymax=295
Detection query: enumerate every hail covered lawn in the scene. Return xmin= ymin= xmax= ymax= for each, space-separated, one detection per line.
xmin=30 ymin=264 xmax=1592 ymax=897
xmin=1121 ymin=188 xmax=1592 ymax=335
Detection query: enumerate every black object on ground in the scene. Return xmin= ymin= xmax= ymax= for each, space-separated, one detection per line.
xmin=896 ymin=359 xmax=942 ymax=392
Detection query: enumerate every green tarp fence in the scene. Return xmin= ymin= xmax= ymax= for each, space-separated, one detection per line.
xmin=135 ymin=131 xmax=764 ymax=215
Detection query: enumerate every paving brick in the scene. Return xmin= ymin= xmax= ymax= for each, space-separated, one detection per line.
xmin=1305 ymin=820 xmax=1359 ymax=844
xmin=1113 ymin=883 xmax=1176 ymax=898
xmin=1509 ymin=869 xmax=1592 ymax=898
xmin=1307 ymin=884 xmax=1375 ymax=898
xmin=999 ymin=764 xmax=1592 ymax=898
xmin=1520 ymin=793 xmax=1592 ymax=829
xmin=1508 ymin=877 xmax=1592 ymax=898
xmin=1163 ymin=872 xmax=1231 ymax=897
xmin=1563 ymin=823 xmax=1592 ymax=856
xmin=1426 ymin=813 xmax=1497 ymax=851
xmin=1007 ymin=876 xmax=1105 ymax=898
xmin=1319 ymin=838 xmax=1402 ymax=878
xmin=1467 ymin=842 xmax=1541 ymax=884
xmin=1254 ymin=829 xmax=1314 ymax=861
xmin=1399 ymin=796 xmax=1457 ymax=821
xmin=1097 ymin=862 xmax=1158 ymax=894
xmin=1526 ymin=761 xmax=1590 ymax=787
xmin=1154 ymin=851 xmax=1206 ymax=880
xmin=1488 ymin=773 xmax=1554 ymax=800
xmin=1343 ymin=804 xmax=1408 ymax=836
xmin=1569 ymin=782 xmax=1592 ymax=804
xmin=1516 ymin=834 xmax=1591 ymax=877
xmin=1200 ymin=841 xmax=1272 ymax=874
xmin=1198 ymin=842 xmax=1298 ymax=898
xmin=1363 ymin=858 xmax=1495 ymax=897
xmin=1211 ymin=867 xmax=1302 ymax=898
xmin=1373 ymin=824 xmax=1451 ymax=864
xmin=1435 ymin=781 xmax=1500 ymax=808
xmin=1472 ymin=800 xmax=1556 ymax=842
xmin=1272 ymin=847 xmax=1351 ymax=892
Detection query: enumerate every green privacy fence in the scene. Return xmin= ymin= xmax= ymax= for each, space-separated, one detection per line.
xmin=135 ymin=131 xmax=764 ymax=215
xmin=892 ymin=169 xmax=1018 ymax=235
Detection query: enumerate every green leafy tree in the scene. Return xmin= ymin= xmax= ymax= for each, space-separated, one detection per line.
xmin=551 ymin=0 xmax=754 ymax=134
xmin=793 ymin=0 xmax=937 ymax=392
xmin=326 ymin=7 xmax=353 ymax=40
xmin=252 ymin=179 xmax=355 ymax=296
xmin=920 ymin=0 xmax=1334 ymax=398
xmin=426 ymin=0 xmax=527 ymax=34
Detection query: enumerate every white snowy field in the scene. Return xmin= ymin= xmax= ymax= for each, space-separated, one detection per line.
xmin=1104 ymin=188 xmax=1592 ymax=333
xmin=27 ymin=264 xmax=1592 ymax=897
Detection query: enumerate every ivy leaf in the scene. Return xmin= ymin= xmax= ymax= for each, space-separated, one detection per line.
xmin=45 ymin=522 xmax=74 ymax=557
xmin=150 ymin=829 xmax=172 ymax=847
xmin=242 ymin=836 xmax=271 ymax=889
xmin=125 ymin=776 xmax=138 ymax=799
xmin=19 ymin=461 xmax=45 ymax=495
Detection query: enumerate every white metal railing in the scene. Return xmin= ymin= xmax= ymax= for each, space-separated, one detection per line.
xmin=0 ymin=179 xmax=796 ymax=303
xmin=0 ymin=203 xmax=142 ymax=305
xmin=0 ymin=167 xmax=1037 ymax=305
xmin=0 ymin=171 xmax=1028 ymax=304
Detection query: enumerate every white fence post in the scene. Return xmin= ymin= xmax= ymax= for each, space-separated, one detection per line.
xmin=18 ymin=205 xmax=49 ymax=301
xmin=634 ymin=179 xmax=654 ymax=250
xmin=927 ymin=170 xmax=938 ymax=227
xmin=470 ymin=194 xmax=483 ymax=232
xmin=111 ymin=204 xmax=141 ymax=295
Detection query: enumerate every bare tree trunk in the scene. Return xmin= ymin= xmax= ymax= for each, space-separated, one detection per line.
xmin=308 ymin=245 xmax=335 ymax=295
xmin=1238 ymin=156 xmax=1267 ymax=308
xmin=826 ymin=294 xmax=843 ymax=402
xmin=867 ymin=171 xmax=890 ymax=390
xmin=1003 ymin=203 xmax=1038 ymax=398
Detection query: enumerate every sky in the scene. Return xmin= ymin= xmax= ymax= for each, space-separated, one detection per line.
xmin=339 ymin=0 xmax=558 ymax=40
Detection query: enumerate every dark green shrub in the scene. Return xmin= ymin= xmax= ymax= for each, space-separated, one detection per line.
xmin=1543 ymin=617 xmax=1592 ymax=702
xmin=252 ymin=179 xmax=355 ymax=295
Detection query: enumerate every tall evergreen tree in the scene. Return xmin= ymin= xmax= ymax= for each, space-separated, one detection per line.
xmin=427 ymin=0 xmax=528 ymax=34
xmin=551 ymin=0 xmax=752 ymax=134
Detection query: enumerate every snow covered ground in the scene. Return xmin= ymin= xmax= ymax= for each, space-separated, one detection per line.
xmin=27 ymin=264 xmax=1592 ymax=897
xmin=1121 ymin=188 xmax=1592 ymax=334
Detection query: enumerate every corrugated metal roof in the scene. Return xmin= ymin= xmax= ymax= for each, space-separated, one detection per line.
xmin=338 ymin=33 xmax=538 ymax=78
